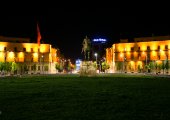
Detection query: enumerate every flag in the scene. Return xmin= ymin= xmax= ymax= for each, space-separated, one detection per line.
xmin=37 ymin=23 xmax=41 ymax=46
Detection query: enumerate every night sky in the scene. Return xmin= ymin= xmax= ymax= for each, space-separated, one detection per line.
xmin=0 ymin=4 xmax=170 ymax=61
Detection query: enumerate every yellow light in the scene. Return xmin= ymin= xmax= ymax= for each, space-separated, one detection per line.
xmin=33 ymin=52 xmax=38 ymax=62
xmin=18 ymin=52 xmax=24 ymax=62
xmin=0 ymin=52 xmax=5 ymax=62
xmin=18 ymin=52 xmax=24 ymax=58
xmin=40 ymin=45 xmax=46 ymax=53
xmin=142 ymin=51 xmax=145 ymax=55
xmin=33 ymin=53 xmax=38 ymax=57
xmin=9 ymin=52 xmax=14 ymax=58
xmin=7 ymin=52 xmax=15 ymax=62
xmin=120 ymin=53 xmax=123 ymax=57
xmin=0 ymin=46 xmax=4 ymax=51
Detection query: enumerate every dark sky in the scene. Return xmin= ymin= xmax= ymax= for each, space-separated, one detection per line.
xmin=0 ymin=4 xmax=170 ymax=61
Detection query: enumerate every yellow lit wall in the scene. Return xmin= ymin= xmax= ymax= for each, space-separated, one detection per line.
xmin=106 ymin=48 xmax=113 ymax=64
xmin=51 ymin=48 xmax=57 ymax=62
xmin=106 ymin=39 xmax=170 ymax=72
xmin=6 ymin=52 xmax=15 ymax=62
xmin=17 ymin=52 xmax=24 ymax=62
xmin=0 ymin=52 xmax=5 ymax=62
xmin=0 ymin=41 xmax=58 ymax=63
xmin=22 ymin=43 xmax=49 ymax=53
xmin=39 ymin=44 xmax=50 ymax=53
xmin=33 ymin=52 xmax=38 ymax=62
xmin=0 ymin=46 xmax=4 ymax=51
xmin=113 ymin=40 xmax=170 ymax=61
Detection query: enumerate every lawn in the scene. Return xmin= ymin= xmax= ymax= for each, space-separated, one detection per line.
xmin=0 ymin=75 xmax=170 ymax=120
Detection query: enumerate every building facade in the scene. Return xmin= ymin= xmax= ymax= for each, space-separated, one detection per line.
xmin=0 ymin=36 xmax=59 ymax=74
xmin=106 ymin=36 xmax=170 ymax=74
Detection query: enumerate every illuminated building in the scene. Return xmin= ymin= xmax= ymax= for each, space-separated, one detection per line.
xmin=0 ymin=36 xmax=59 ymax=74
xmin=106 ymin=36 xmax=170 ymax=73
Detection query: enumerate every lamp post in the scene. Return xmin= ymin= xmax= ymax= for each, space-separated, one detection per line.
xmin=42 ymin=55 xmax=44 ymax=74
xmin=94 ymin=53 xmax=98 ymax=69
xmin=146 ymin=54 xmax=147 ymax=66
xmin=94 ymin=53 xmax=98 ymax=63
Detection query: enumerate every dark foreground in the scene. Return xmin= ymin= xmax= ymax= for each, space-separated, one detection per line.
xmin=0 ymin=75 xmax=170 ymax=120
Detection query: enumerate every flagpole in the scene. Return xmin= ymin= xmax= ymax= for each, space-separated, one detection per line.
xmin=37 ymin=22 xmax=42 ymax=74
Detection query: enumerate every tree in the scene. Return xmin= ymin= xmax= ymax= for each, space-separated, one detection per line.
xmin=129 ymin=63 xmax=133 ymax=72
xmin=155 ymin=63 xmax=162 ymax=73
xmin=148 ymin=61 xmax=155 ymax=73
xmin=0 ymin=62 xmax=5 ymax=75
xmin=101 ymin=61 xmax=110 ymax=73
xmin=66 ymin=61 xmax=71 ymax=72
xmin=55 ymin=62 xmax=63 ymax=73
xmin=4 ymin=62 xmax=12 ymax=74
xmin=137 ymin=64 xmax=142 ymax=73
xmin=165 ymin=59 xmax=169 ymax=73
xmin=116 ymin=62 xmax=122 ymax=72
xmin=0 ymin=62 xmax=5 ymax=72
xmin=162 ymin=61 xmax=165 ymax=74
xmin=12 ymin=62 xmax=18 ymax=74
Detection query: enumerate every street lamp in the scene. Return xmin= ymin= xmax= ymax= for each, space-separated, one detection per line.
xmin=42 ymin=55 xmax=44 ymax=74
xmin=94 ymin=53 xmax=98 ymax=63
xmin=146 ymin=54 xmax=147 ymax=66
xmin=94 ymin=53 xmax=98 ymax=70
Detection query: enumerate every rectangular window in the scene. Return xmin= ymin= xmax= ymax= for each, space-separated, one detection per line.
xmin=138 ymin=53 xmax=141 ymax=59
xmin=14 ymin=47 xmax=17 ymax=52
xmin=23 ymin=48 xmax=26 ymax=52
xmin=131 ymin=47 xmax=134 ymax=51
xmin=38 ymin=66 xmax=40 ymax=70
xmin=31 ymin=66 xmax=34 ymax=70
xmin=158 ymin=46 xmax=160 ymax=50
xmin=165 ymin=45 xmax=168 ymax=50
xmin=131 ymin=53 xmax=134 ymax=60
xmin=147 ymin=53 xmax=150 ymax=61
xmin=138 ymin=47 xmax=140 ymax=51
xmin=158 ymin=55 xmax=160 ymax=60
xmin=147 ymin=46 xmax=150 ymax=50
xmin=27 ymin=66 xmax=30 ymax=71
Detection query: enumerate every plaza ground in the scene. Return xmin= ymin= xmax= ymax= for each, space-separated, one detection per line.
xmin=0 ymin=74 xmax=170 ymax=120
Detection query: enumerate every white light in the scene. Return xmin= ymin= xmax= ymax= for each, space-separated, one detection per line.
xmin=94 ymin=53 xmax=98 ymax=57
xmin=93 ymin=38 xmax=106 ymax=42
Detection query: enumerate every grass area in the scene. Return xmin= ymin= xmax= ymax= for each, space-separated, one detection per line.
xmin=0 ymin=75 xmax=170 ymax=120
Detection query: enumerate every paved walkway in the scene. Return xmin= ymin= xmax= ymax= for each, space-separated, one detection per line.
xmin=1 ymin=72 xmax=170 ymax=78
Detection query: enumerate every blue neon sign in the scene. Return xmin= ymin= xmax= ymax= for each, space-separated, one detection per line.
xmin=93 ymin=38 xmax=107 ymax=43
